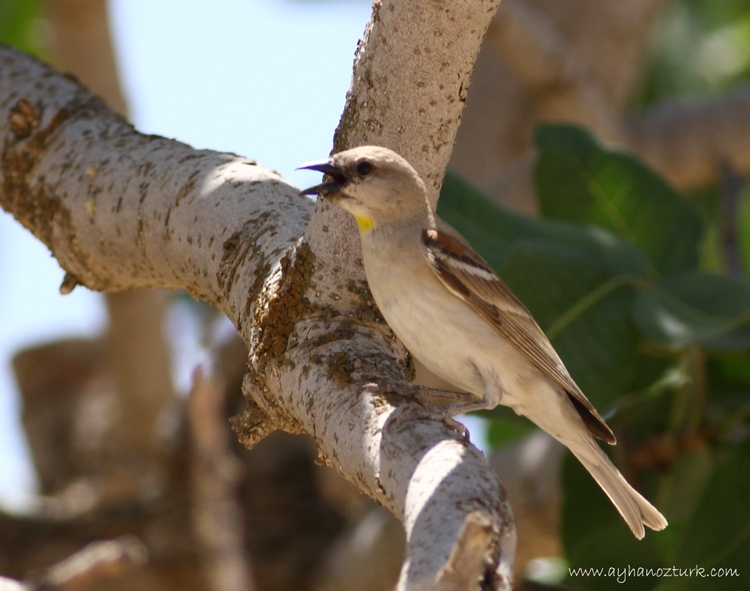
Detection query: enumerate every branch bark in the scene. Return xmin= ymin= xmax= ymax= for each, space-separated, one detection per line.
xmin=1 ymin=0 xmax=514 ymax=584
xmin=25 ymin=536 xmax=148 ymax=590
xmin=488 ymin=0 xmax=624 ymax=140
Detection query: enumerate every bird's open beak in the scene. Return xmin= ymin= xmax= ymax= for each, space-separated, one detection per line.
xmin=298 ymin=160 xmax=347 ymax=196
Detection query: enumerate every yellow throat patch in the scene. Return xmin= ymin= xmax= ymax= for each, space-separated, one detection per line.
xmin=355 ymin=214 xmax=374 ymax=233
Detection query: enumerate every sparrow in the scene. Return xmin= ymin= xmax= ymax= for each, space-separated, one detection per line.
xmin=300 ymin=145 xmax=667 ymax=538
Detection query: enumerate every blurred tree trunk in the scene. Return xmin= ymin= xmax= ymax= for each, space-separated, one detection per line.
xmin=452 ymin=0 xmax=750 ymax=215
xmin=28 ymin=0 xmax=176 ymax=507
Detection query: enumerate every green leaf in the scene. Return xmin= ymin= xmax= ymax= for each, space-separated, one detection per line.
xmin=740 ymin=182 xmax=750 ymax=274
xmin=438 ymin=170 xmax=647 ymax=277
xmin=706 ymin=353 xmax=750 ymax=425
xmin=660 ymin=448 xmax=714 ymax=529
xmin=0 ymin=0 xmax=44 ymax=55
xmin=499 ymin=241 xmax=641 ymax=410
xmin=632 ymin=271 xmax=750 ymax=350
xmin=656 ymin=437 xmax=750 ymax=591
xmin=534 ymin=124 xmax=703 ymax=276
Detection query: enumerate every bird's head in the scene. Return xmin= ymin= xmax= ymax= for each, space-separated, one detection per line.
xmin=299 ymin=146 xmax=428 ymax=232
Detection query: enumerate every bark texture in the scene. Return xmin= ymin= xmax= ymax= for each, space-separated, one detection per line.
xmin=1 ymin=0 xmax=515 ymax=584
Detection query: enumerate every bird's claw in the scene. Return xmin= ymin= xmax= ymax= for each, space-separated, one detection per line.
xmin=357 ymin=382 xmax=470 ymax=440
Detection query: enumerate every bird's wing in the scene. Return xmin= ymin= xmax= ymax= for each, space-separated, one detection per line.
xmin=422 ymin=222 xmax=616 ymax=444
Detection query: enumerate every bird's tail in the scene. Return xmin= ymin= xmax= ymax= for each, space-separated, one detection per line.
xmin=566 ymin=436 xmax=667 ymax=539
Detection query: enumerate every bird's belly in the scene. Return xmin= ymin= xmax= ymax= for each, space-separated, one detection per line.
xmin=372 ymin=280 xmax=495 ymax=397
xmin=361 ymin=232 xmax=537 ymax=406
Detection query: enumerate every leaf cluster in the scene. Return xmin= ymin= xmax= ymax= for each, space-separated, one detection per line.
xmin=438 ymin=124 xmax=750 ymax=590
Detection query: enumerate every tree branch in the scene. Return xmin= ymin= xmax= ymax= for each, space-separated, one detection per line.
xmin=1 ymin=0 xmax=515 ymax=583
xmin=627 ymin=85 xmax=750 ymax=189
xmin=301 ymin=1 xmax=515 ymax=587
xmin=1 ymin=47 xmax=309 ymax=301
xmin=334 ymin=0 xmax=502 ymax=201
xmin=452 ymin=1 xmax=750 ymax=216
xmin=25 ymin=536 xmax=147 ymax=590
xmin=488 ymin=0 xmax=624 ymax=140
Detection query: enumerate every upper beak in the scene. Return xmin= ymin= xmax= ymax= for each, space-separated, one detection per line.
xmin=298 ymin=160 xmax=347 ymax=196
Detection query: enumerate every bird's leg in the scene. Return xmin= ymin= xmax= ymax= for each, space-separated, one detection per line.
xmin=415 ymin=386 xmax=477 ymax=406
xmin=357 ymin=381 xmax=470 ymax=439
xmin=429 ymin=397 xmax=494 ymax=416
xmin=417 ymin=364 xmax=503 ymax=417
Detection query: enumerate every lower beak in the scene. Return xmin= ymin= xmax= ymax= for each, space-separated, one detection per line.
xmin=298 ymin=161 xmax=346 ymax=196
xmin=299 ymin=181 xmax=342 ymax=196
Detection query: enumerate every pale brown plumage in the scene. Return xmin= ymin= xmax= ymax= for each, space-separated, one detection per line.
xmin=300 ymin=145 xmax=667 ymax=538
xmin=422 ymin=224 xmax=616 ymax=445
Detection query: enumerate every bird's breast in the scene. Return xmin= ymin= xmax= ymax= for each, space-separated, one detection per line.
xmin=360 ymin=232 xmax=490 ymax=396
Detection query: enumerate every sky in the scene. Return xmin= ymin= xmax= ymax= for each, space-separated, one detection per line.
xmin=0 ymin=0 xmax=372 ymax=510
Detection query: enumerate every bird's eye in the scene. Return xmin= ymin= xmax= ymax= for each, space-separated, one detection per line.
xmin=357 ymin=161 xmax=373 ymax=176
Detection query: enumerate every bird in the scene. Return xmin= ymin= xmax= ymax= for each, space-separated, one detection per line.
xmin=299 ymin=145 xmax=667 ymax=539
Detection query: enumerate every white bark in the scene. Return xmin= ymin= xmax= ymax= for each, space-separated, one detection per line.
xmin=1 ymin=48 xmax=308 ymax=300
xmin=298 ymin=1 xmax=515 ymax=588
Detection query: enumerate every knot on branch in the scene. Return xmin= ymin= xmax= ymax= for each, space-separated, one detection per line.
xmin=8 ymin=98 xmax=41 ymax=139
xmin=229 ymin=388 xmax=275 ymax=450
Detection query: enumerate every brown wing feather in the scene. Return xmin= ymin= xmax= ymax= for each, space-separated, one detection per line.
xmin=422 ymin=223 xmax=616 ymax=445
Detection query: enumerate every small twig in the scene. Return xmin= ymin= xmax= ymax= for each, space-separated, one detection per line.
xmin=230 ymin=379 xmax=275 ymax=450
xmin=25 ymin=536 xmax=147 ymax=590
xmin=719 ymin=161 xmax=746 ymax=276
xmin=0 ymin=576 xmax=29 ymax=591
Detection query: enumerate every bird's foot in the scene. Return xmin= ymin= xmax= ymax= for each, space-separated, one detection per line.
xmin=357 ymin=381 xmax=471 ymax=440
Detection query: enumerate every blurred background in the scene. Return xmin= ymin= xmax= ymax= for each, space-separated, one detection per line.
xmin=1 ymin=1 xmax=749 ymax=590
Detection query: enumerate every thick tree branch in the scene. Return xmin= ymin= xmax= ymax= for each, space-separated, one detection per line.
xmin=1 ymin=49 xmax=308 ymax=301
xmin=300 ymin=1 xmax=515 ymax=588
xmin=334 ymin=0 xmax=502 ymax=202
xmin=627 ymin=86 xmax=750 ymax=189
xmin=2 ymin=5 xmax=515 ymax=583
xmin=488 ymin=0 xmax=624 ymax=140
